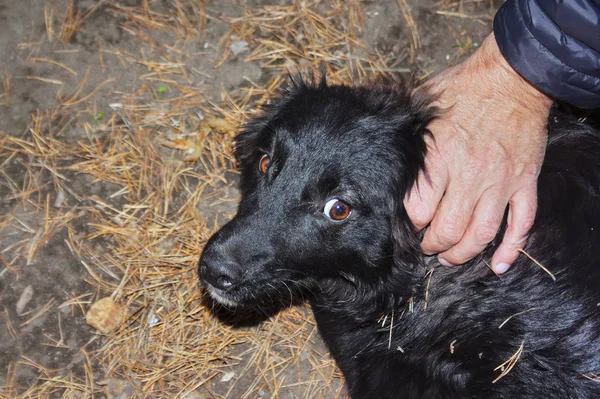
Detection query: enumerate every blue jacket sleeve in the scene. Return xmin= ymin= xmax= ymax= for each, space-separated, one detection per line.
xmin=494 ymin=0 xmax=600 ymax=109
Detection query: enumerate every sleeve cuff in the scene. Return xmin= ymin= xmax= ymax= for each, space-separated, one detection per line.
xmin=493 ymin=0 xmax=600 ymax=109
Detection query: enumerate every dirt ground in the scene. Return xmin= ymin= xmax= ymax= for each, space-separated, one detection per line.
xmin=0 ymin=1 xmax=493 ymax=398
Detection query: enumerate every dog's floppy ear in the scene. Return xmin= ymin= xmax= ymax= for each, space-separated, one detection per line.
xmin=236 ymin=69 xmax=326 ymax=164
xmin=235 ymin=83 xmax=299 ymax=164
xmin=388 ymin=86 xmax=438 ymax=285
xmin=235 ymin=113 xmax=271 ymax=164
xmin=395 ymin=84 xmax=439 ymax=195
xmin=390 ymin=183 xmax=424 ymax=285
xmin=387 ymin=173 xmax=428 ymax=296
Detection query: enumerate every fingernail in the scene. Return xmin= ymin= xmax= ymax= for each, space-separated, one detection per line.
xmin=438 ymin=257 xmax=454 ymax=267
xmin=493 ymin=262 xmax=510 ymax=274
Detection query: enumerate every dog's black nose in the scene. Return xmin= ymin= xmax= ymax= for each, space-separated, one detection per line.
xmin=201 ymin=260 xmax=241 ymax=291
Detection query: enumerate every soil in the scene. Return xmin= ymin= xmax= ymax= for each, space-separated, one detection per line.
xmin=0 ymin=0 xmax=493 ymax=397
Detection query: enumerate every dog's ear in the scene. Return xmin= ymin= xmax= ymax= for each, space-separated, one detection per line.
xmin=235 ymin=85 xmax=298 ymax=164
xmin=408 ymin=87 xmax=438 ymax=138
xmin=236 ymin=68 xmax=327 ymax=164
xmin=388 ymin=86 xmax=438 ymax=287
xmin=395 ymin=85 xmax=439 ymax=194
xmin=235 ymin=115 xmax=269 ymax=164
xmin=390 ymin=182 xmax=424 ymax=281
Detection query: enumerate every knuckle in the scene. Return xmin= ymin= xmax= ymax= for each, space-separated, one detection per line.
xmin=474 ymin=220 xmax=501 ymax=245
xmin=409 ymin=204 xmax=435 ymax=227
xmin=443 ymin=243 xmax=478 ymax=265
xmin=435 ymin=223 xmax=463 ymax=246
xmin=513 ymin=215 xmax=535 ymax=236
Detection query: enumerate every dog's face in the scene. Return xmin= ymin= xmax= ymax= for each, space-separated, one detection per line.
xmin=199 ymin=79 xmax=432 ymax=307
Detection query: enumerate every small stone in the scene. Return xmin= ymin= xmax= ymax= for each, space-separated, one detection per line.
xmin=229 ymin=40 xmax=249 ymax=55
xmin=86 ymin=297 xmax=124 ymax=334
xmin=53 ymin=189 xmax=66 ymax=208
xmin=98 ymin=378 xmax=135 ymax=399
xmin=16 ymin=285 xmax=34 ymax=316
xmin=220 ymin=371 xmax=235 ymax=382
xmin=147 ymin=311 xmax=161 ymax=327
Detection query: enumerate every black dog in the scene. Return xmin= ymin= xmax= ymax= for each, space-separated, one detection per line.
xmin=199 ymin=76 xmax=600 ymax=398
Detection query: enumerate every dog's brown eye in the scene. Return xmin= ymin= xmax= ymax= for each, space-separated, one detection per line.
xmin=259 ymin=154 xmax=271 ymax=174
xmin=324 ymin=198 xmax=352 ymax=222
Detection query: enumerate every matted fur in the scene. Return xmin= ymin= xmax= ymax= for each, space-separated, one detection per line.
xmin=199 ymin=76 xmax=600 ymax=398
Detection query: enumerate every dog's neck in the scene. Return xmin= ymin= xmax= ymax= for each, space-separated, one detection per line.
xmin=312 ymin=251 xmax=491 ymax=328
xmin=312 ymin=256 xmax=429 ymax=325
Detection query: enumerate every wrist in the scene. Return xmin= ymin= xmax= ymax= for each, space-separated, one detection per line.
xmin=479 ymin=33 xmax=553 ymax=112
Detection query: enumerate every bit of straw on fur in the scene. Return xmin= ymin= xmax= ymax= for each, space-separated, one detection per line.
xmin=518 ymin=249 xmax=556 ymax=282
xmin=493 ymin=341 xmax=525 ymax=383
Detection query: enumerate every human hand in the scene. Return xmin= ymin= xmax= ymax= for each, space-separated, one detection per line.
xmin=405 ymin=33 xmax=553 ymax=274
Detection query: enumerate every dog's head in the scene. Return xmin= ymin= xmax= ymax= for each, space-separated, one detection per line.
xmin=199 ymin=76 xmax=435 ymax=308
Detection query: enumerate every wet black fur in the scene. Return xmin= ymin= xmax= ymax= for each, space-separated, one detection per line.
xmin=199 ymin=76 xmax=600 ymax=398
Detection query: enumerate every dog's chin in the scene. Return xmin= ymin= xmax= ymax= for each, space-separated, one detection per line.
xmin=205 ymin=285 xmax=239 ymax=308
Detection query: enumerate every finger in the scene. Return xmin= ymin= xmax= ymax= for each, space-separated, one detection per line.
xmin=404 ymin=167 xmax=446 ymax=231
xmin=491 ymin=185 xmax=538 ymax=274
xmin=437 ymin=188 xmax=508 ymax=265
xmin=404 ymin=134 xmax=448 ymax=231
xmin=421 ymin=179 xmax=480 ymax=256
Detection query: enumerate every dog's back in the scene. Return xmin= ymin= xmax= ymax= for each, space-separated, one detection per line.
xmin=199 ymin=80 xmax=600 ymax=398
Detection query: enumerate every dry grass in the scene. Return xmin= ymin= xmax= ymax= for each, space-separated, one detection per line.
xmin=220 ymin=0 xmax=399 ymax=80
xmin=582 ymin=373 xmax=600 ymax=383
xmin=517 ymin=248 xmax=556 ymax=282
xmin=492 ymin=341 xmax=524 ymax=384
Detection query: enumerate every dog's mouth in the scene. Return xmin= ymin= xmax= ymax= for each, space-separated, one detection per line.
xmin=202 ymin=278 xmax=267 ymax=308
xmin=204 ymin=284 xmax=240 ymax=307
xmin=203 ymin=283 xmax=239 ymax=308
xmin=202 ymin=272 xmax=314 ymax=309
